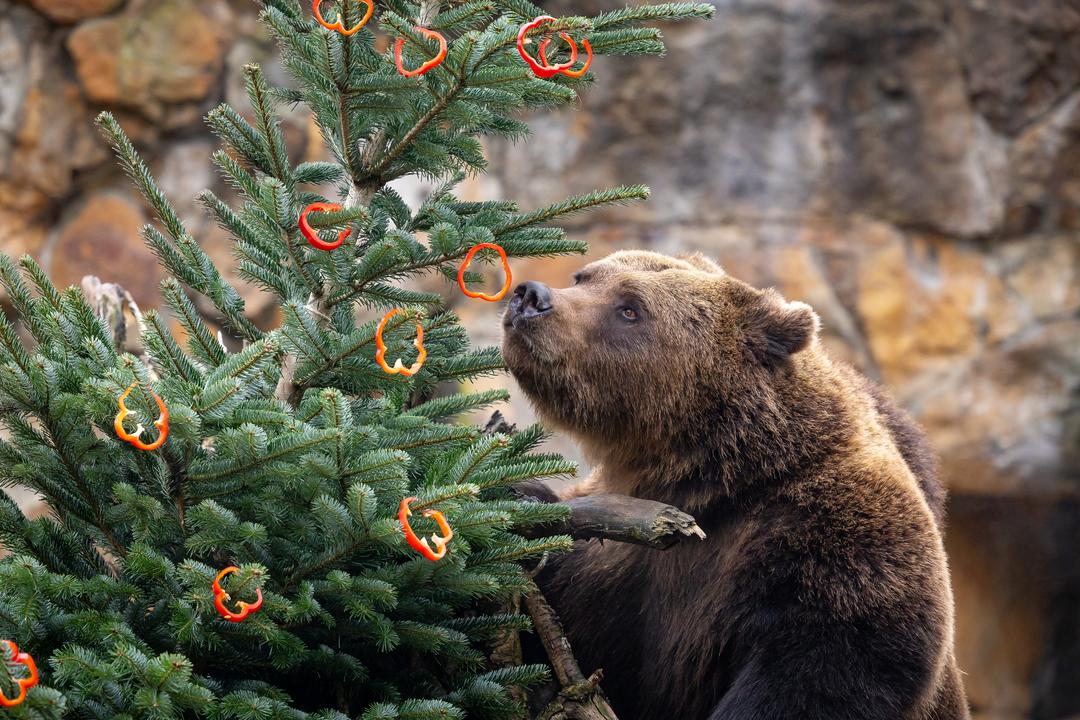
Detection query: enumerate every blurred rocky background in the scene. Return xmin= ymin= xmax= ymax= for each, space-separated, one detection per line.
xmin=1 ymin=0 xmax=1078 ymax=717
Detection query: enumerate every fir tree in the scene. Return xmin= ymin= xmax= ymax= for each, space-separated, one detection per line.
xmin=0 ymin=0 xmax=711 ymax=716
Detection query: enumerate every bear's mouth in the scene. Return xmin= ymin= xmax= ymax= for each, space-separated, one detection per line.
xmin=502 ymin=311 xmax=545 ymax=333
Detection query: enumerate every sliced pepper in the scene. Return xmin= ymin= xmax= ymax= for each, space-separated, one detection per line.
xmin=395 ymin=27 xmax=448 ymax=78
xmin=300 ymin=202 xmax=352 ymax=251
xmin=517 ymin=16 xmax=578 ymax=79
xmin=313 ymin=0 xmax=374 ymax=36
xmin=458 ymin=242 xmax=512 ymax=302
xmin=398 ymin=496 xmax=454 ymax=561
xmin=114 ymin=382 xmax=169 ymax=451
xmin=0 ymin=640 xmax=38 ymax=708
xmin=375 ymin=309 xmax=427 ymax=377
xmin=539 ymin=36 xmax=593 ymax=78
xmin=212 ymin=566 xmax=264 ymax=623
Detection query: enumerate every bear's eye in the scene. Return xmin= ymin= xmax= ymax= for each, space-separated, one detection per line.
xmin=619 ymin=307 xmax=639 ymax=322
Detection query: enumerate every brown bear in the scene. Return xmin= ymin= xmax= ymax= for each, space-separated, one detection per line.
xmin=502 ymin=250 xmax=968 ymax=720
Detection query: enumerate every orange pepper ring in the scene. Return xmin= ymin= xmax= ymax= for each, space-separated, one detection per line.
xmin=313 ymin=0 xmax=374 ymax=36
xmin=212 ymin=566 xmax=264 ymax=623
xmin=375 ymin=309 xmax=427 ymax=377
xmin=422 ymin=507 xmax=454 ymax=554
xmin=0 ymin=640 xmax=38 ymax=708
xmin=300 ymin=202 xmax=352 ymax=251
xmin=457 ymin=243 xmax=512 ymax=302
xmin=517 ymin=16 xmax=578 ymax=79
xmin=398 ymin=497 xmax=454 ymax=561
xmin=539 ymin=36 xmax=592 ymax=78
xmin=114 ymin=382 xmax=169 ymax=451
xmin=394 ymin=27 xmax=448 ymax=78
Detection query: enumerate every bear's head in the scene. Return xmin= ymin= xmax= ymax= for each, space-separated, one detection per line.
xmin=502 ymin=250 xmax=822 ymax=479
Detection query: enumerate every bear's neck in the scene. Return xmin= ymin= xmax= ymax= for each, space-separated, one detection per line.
xmin=584 ymin=349 xmax=853 ymax=513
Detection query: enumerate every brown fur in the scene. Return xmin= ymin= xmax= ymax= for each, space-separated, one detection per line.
xmin=503 ymin=250 xmax=968 ymax=720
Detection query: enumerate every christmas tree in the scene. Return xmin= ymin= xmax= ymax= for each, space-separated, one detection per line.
xmin=0 ymin=0 xmax=711 ymax=716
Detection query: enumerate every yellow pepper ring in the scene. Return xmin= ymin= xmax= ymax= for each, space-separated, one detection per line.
xmin=313 ymin=0 xmax=374 ymax=36
xmin=114 ymin=382 xmax=169 ymax=451
xmin=375 ymin=309 xmax=427 ymax=377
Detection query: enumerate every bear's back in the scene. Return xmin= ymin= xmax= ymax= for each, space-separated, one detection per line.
xmin=859 ymin=371 xmax=946 ymax=526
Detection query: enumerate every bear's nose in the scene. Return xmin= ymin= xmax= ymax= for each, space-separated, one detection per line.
xmin=514 ymin=281 xmax=553 ymax=317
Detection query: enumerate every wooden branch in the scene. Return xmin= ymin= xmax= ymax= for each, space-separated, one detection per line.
xmin=519 ymin=492 xmax=706 ymax=549
xmin=486 ymin=595 xmax=528 ymax=708
xmin=524 ymin=589 xmax=619 ymax=720
xmin=482 ymin=410 xmax=516 ymax=435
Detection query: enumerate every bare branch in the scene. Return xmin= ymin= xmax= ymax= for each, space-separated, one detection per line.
xmin=524 ymin=589 xmax=619 ymax=720
xmin=519 ymin=492 xmax=705 ymax=549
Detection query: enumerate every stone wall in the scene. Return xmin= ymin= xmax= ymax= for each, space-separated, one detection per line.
xmin=1 ymin=1 xmax=1078 ymax=718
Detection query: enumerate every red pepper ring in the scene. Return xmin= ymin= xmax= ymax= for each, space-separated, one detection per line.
xmin=458 ymin=243 xmax=512 ymax=302
xmin=313 ymin=0 xmax=374 ymax=36
xmin=394 ymin=27 xmax=448 ymax=78
xmin=212 ymin=566 xmax=264 ymax=623
xmin=0 ymin=640 xmax=39 ymax=708
xmin=517 ymin=16 xmax=578 ymax=79
xmin=539 ymin=36 xmax=593 ymax=78
xmin=114 ymin=382 xmax=169 ymax=451
xmin=398 ymin=497 xmax=455 ymax=561
xmin=375 ymin=309 xmax=427 ymax=377
xmin=300 ymin=202 xmax=352 ymax=251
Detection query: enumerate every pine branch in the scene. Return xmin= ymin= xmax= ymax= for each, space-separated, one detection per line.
xmin=96 ymin=112 xmax=187 ymax=244
xmin=243 ymin=64 xmax=293 ymax=183
xmin=98 ymin=112 xmax=262 ymax=342
xmin=189 ymin=427 xmax=341 ymax=484
xmin=274 ymin=183 xmax=376 ymax=404
xmin=495 ymin=185 xmax=651 ymax=236
xmin=365 ymin=86 xmax=464 ymax=180
xmin=330 ymin=35 xmax=365 ymax=181
xmin=407 ymin=389 xmax=510 ymax=420
xmin=161 ymin=278 xmax=227 ymax=368
xmin=42 ymin=413 xmax=129 ymax=560
xmin=592 ymin=2 xmax=715 ymax=30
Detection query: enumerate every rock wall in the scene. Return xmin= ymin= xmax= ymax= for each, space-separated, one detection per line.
xmin=0 ymin=0 xmax=310 ymax=322
xmin=1 ymin=1 xmax=1078 ymax=718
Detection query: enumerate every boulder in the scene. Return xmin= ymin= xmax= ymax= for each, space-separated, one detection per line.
xmin=0 ymin=4 xmax=99 ymax=211
xmin=67 ymin=0 xmax=228 ymax=120
xmin=49 ymin=192 xmax=161 ymax=305
xmin=26 ymin=0 xmax=122 ymax=24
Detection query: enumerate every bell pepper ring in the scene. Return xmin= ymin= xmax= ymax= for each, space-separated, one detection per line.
xmin=375 ymin=309 xmax=427 ymax=377
xmin=114 ymin=382 xmax=169 ymax=451
xmin=458 ymin=242 xmax=512 ymax=302
xmin=394 ymin=27 xmax=448 ymax=78
xmin=300 ymin=202 xmax=352 ymax=251
xmin=212 ymin=566 xmax=264 ymax=623
xmin=539 ymin=36 xmax=593 ymax=78
xmin=0 ymin=640 xmax=38 ymax=708
xmin=313 ymin=0 xmax=373 ymax=36
xmin=517 ymin=16 xmax=578 ymax=79
xmin=398 ymin=496 xmax=454 ymax=561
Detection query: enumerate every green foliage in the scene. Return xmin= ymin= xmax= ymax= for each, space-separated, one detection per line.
xmin=0 ymin=0 xmax=710 ymax=716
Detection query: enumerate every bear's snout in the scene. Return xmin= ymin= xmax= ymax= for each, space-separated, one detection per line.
xmin=504 ymin=280 xmax=553 ymax=328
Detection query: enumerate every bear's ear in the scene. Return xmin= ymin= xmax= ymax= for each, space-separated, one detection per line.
xmin=744 ymin=295 xmax=820 ymax=364
xmin=677 ymin=252 xmax=724 ymax=274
